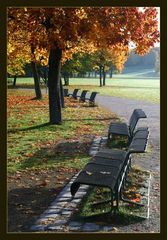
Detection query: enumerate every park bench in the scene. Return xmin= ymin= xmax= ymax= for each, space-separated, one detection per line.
xmin=63 ymin=88 xmax=69 ymax=97
xmin=108 ymin=109 xmax=147 ymax=143
xmin=70 ymin=128 xmax=149 ymax=211
xmin=68 ymin=88 xmax=80 ymax=99
xmin=85 ymin=91 xmax=99 ymax=106
xmin=77 ymin=90 xmax=89 ymax=102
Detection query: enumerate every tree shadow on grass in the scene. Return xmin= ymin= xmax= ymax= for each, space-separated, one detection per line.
xmin=75 ymin=210 xmax=145 ymax=226
xmin=64 ymin=117 xmax=118 ymax=122
xmin=15 ymin=139 xmax=91 ymax=171
xmin=16 ymin=150 xmax=73 ymax=170
xmin=7 ymin=85 xmax=34 ymax=90
xmin=71 ymin=186 xmax=146 ymax=227
xmin=8 ymin=186 xmax=62 ymax=232
xmin=8 ymin=122 xmax=50 ymax=133
xmin=53 ymin=139 xmax=92 ymax=155
xmin=8 ymin=116 xmax=117 ymax=133
xmin=8 ymin=139 xmax=91 ymax=232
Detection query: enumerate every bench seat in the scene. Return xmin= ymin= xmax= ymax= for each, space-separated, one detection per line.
xmin=108 ymin=123 xmax=130 ymax=137
xmin=94 ymin=149 xmax=127 ymax=160
xmin=108 ymin=109 xmax=147 ymax=140
xmin=71 ymin=161 xmax=125 ymax=196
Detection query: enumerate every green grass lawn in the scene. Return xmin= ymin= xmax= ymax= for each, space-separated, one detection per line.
xmin=8 ymin=76 xmax=160 ymax=103
xmin=7 ymin=89 xmax=118 ymax=232
xmin=7 ymin=89 xmax=115 ymax=173
xmin=68 ymin=77 xmax=160 ymax=103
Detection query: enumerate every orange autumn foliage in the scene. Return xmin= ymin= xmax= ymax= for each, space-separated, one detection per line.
xmin=8 ymin=7 xmax=159 ymax=64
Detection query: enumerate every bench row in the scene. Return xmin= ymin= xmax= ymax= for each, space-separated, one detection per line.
xmin=70 ymin=109 xmax=149 ymax=212
xmin=64 ymin=88 xmax=99 ymax=106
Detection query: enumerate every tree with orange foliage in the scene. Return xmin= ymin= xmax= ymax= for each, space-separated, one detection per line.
xmin=7 ymin=23 xmax=44 ymax=98
xmin=7 ymin=31 xmax=30 ymax=86
xmin=89 ymin=45 xmax=129 ymax=86
xmin=8 ymin=7 xmax=159 ymax=124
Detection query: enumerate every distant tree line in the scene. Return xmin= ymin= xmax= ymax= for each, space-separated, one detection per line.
xmin=9 ymin=46 xmax=159 ymax=81
xmin=125 ymin=47 xmax=160 ymax=71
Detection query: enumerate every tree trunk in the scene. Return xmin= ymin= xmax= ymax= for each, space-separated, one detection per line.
xmin=66 ymin=76 xmax=69 ymax=85
xmin=48 ymin=47 xmax=62 ymax=125
xmin=99 ymin=66 xmax=102 ymax=87
xmin=110 ymin=66 xmax=113 ymax=78
xmin=60 ymin=78 xmax=65 ymax=108
xmin=13 ymin=75 xmax=17 ymax=87
xmin=31 ymin=47 xmax=42 ymax=99
xmin=102 ymin=66 xmax=106 ymax=86
xmin=64 ymin=73 xmax=69 ymax=86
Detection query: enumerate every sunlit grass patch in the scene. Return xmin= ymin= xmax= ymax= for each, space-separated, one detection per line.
xmin=67 ymin=77 xmax=160 ymax=103
xmin=68 ymin=84 xmax=159 ymax=103
xmin=7 ymin=89 xmax=114 ymax=173
xmin=8 ymin=76 xmax=160 ymax=103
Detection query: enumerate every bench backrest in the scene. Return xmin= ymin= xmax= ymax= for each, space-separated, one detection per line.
xmin=63 ymin=88 xmax=68 ymax=97
xmin=72 ymin=89 xmax=80 ymax=98
xmin=129 ymin=109 xmax=147 ymax=136
xmin=80 ymin=90 xmax=89 ymax=101
xmin=89 ymin=92 xmax=99 ymax=102
xmin=128 ymin=128 xmax=149 ymax=153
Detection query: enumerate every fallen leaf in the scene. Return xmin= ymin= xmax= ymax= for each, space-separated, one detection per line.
xmin=24 ymin=153 xmax=33 ymax=157
xmin=38 ymin=180 xmax=49 ymax=187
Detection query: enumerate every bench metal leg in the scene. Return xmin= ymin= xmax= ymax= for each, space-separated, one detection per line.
xmin=107 ymin=132 xmax=111 ymax=141
xmin=122 ymin=177 xmax=127 ymax=190
xmin=120 ymin=194 xmax=145 ymax=207
xmin=111 ymin=191 xmax=114 ymax=211
xmin=91 ymin=199 xmax=111 ymax=207
xmin=120 ymin=178 xmax=145 ymax=207
xmin=116 ymin=190 xmax=119 ymax=209
xmin=127 ymin=136 xmax=132 ymax=146
xmin=91 ymin=189 xmax=116 ymax=212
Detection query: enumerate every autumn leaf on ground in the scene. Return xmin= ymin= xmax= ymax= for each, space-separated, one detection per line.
xmin=38 ymin=179 xmax=50 ymax=187
xmin=24 ymin=153 xmax=33 ymax=157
